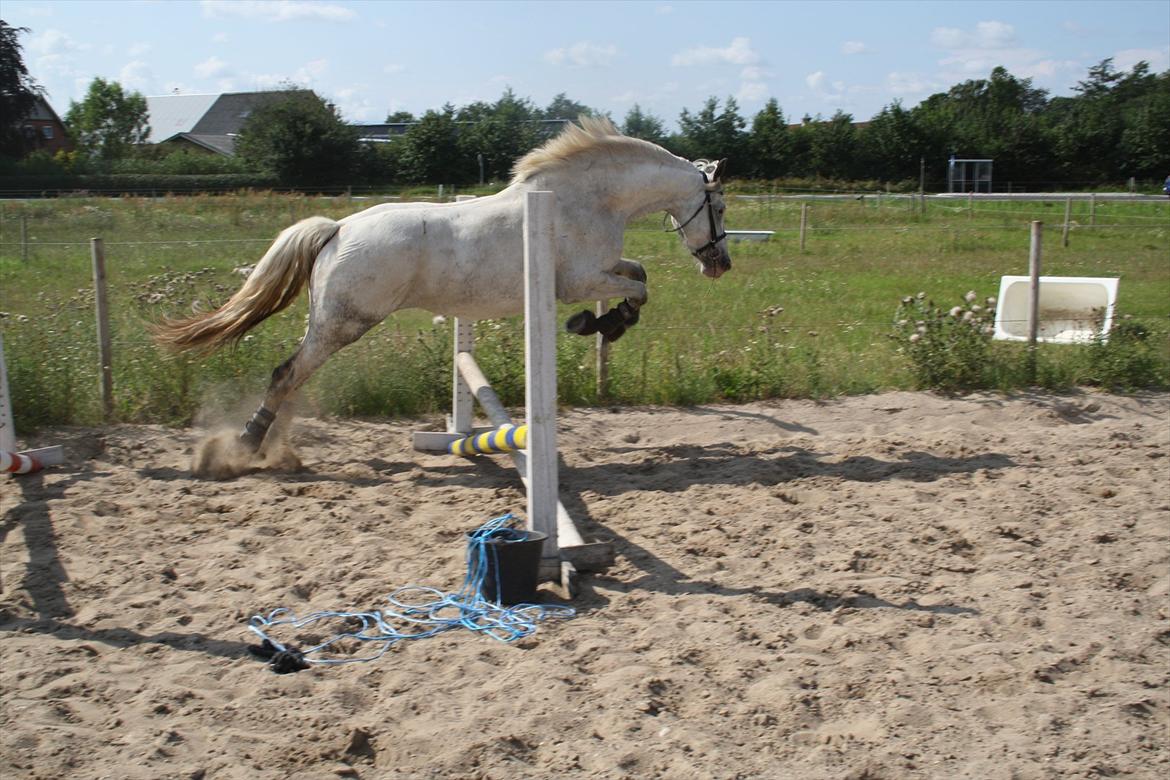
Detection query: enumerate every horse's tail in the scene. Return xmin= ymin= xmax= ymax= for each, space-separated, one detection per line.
xmin=152 ymin=216 xmax=341 ymax=355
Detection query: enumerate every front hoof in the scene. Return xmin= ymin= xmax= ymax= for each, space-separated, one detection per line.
xmin=566 ymin=310 xmax=599 ymax=336
xmin=617 ymin=300 xmax=641 ymax=326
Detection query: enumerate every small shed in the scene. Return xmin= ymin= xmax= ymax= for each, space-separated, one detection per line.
xmin=948 ymin=156 xmax=993 ymax=193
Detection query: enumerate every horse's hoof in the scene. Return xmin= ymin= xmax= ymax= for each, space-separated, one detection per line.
xmin=566 ymin=310 xmax=599 ymax=336
xmin=617 ymin=300 xmax=640 ymax=326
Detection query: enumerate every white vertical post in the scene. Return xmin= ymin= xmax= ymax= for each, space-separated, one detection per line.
xmin=799 ymin=203 xmax=808 ymax=252
xmin=451 ymin=318 xmax=475 ymax=434
xmin=0 ymin=334 xmax=16 ymax=452
xmin=523 ymin=191 xmax=558 ymax=559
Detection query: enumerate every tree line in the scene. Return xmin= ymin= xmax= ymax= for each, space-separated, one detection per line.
xmin=3 ymin=21 xmax=1167 ymax=190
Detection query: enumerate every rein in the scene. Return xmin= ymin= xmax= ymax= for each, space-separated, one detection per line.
xmin=664 ymin=171 xmax=727 ymax=255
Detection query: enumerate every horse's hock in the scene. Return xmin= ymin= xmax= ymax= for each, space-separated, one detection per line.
xmin=413 ymin=191 xmax=614 ymax=598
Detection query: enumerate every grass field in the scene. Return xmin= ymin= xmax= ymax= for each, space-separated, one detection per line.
xmin=1 ymin=189 xmax=1167 ymax=432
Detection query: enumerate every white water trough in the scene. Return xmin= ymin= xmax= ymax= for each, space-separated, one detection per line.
xmin=725 ymin=230 xmax=774 ymax=242
xmin=993 ymin=276 xmax=1119 ymax=344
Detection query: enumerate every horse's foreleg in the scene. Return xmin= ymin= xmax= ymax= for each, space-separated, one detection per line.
xmin=564 ymin=259 xmax=648 ymax=342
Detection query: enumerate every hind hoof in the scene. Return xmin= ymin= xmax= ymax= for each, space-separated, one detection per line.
xmin=566 ymin=310 xmax=599 ymax=336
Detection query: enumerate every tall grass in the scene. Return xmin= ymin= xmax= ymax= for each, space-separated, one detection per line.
xmin=1 ymin=191 xmax=1167 ymax=432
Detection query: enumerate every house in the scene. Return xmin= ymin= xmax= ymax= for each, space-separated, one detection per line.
xmin=145 ymin=90 xmax=314 ymax=156
xmin=14 ymin=96 xmax=72 ymax=155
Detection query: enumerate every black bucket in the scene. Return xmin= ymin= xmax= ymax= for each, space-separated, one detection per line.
xmin=469 ymin=528 xmax=547 ymax=605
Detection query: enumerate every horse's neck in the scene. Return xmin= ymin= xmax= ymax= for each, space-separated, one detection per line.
xmin=534 ymin=155 xmax=699 ymax=225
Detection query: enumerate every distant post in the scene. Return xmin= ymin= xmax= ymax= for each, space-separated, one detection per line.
xmin=1027 ymin=221 xmax=1042 ymax=384
xmin=1062 ymin=197 xmax=1072 ymax=247
xmin=799 ymin=203 xmax=808 ymax=252
xmin=91 ymin=238 xmax=114 ymax=420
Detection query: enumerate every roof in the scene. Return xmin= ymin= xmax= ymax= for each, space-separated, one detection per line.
xmin=143 ymin=90 xmax=314 ymax=153
xmin=144 ymin=94 xmax=220 ymax=142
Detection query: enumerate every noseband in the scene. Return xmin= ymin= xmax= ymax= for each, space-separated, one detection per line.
xmin=665 ymin=172 xmax=727 ymax=256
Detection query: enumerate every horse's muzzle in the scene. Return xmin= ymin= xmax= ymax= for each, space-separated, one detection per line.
xmin=696 ymin=246 xmax=732 ymax=279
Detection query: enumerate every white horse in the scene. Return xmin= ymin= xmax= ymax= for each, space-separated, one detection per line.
xmin=154 ymin=117 xmax=731 ymax=466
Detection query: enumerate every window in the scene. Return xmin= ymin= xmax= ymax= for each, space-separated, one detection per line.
xmin=42 ymin=126 xmax=54 ymax=140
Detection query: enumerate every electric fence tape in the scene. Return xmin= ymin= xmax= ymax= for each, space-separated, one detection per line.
xmin=247 ymin=513 xmax=575 ymax=673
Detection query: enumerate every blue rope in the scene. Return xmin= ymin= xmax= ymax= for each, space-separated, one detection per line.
xmin=246 ymin=513 xmax=575 ymax=670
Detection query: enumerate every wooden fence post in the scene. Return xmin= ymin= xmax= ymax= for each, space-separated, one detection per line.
xmin=21 ymin=216 xmax=29 ymax=263
xmin=799 ymin=203 xmax=808 ymax=252
xmin=595 ymin=299 xmax=610 ymax=401
xmin=1027 ymin=221 xmax=1042 ymax=384
xmin=1062 ymin=197 xmax=1072 ymax=247
xmin=91 ymin=238 xmax=114 ymax=420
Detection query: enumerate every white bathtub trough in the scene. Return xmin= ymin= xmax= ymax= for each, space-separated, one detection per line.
xmin=726 ymin=230 xmax=774 ymax=242
xmin=993 ymin=275 xmax=1119 ymax=344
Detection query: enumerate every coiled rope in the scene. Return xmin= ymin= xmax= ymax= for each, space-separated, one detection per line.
xmin=246 ymin=513 xmax=575 ymax=673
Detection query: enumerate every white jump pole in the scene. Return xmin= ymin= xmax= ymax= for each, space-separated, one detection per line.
xmin=523 ymin=191 xmax=559 ymax=563
xmin=412 ymin=190 xmax=612 ymax=593
xmin=0 ymin=333 xmax=64 ymax=475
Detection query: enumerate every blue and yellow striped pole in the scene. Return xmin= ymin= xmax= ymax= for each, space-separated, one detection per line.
xmin=448 ymin=424 xmax=529 ymax=456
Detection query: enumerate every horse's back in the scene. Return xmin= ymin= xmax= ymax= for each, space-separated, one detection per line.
xmin=319 ymin=189 xmax=530 ymax=320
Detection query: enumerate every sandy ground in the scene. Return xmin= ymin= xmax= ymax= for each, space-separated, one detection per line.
xmin=2 ymin=390 xmax=1168 ymax=780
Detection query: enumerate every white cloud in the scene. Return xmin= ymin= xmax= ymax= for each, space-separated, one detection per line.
xmin=119 ymin=60 xmax=152 ymax=92
xmin=1112 ymin=46 xmax=1170 ymax=73
xmin=200 ymin=1 xmax=356 ymax=23
xmin=195 ymin=56 xmax=231 ymax=79
xmin=929 ymin=19 xmax=1082 ymax=85
xmin=128 ymin=42 xmax=152 ymax=57
xmin=28 ymin=28 xmax=87 ymax=56
xmin=383 ymin=63 xmax=406 ymax=75
xmin=544 ymin=41 xmax=618 ymax=67
xmin=806 ymin=71 xmax=846 ymax=102
xmin=740 ymin=65 xmax=769 ymax=81
xmin=656 ymin=4 xmax=675 ymax=14
xmin=672 ymin=36 xmax=759 ymax=67
xmin=212 ymin=32 xmax=230 ymax=44
xmin=930 ymin=20 xmax=1016 ymax=50
xmin=842 ymin=41 xmax=870 ymax=55
xmin=886 ymin=71 xmax=932 ymax=96
xmin=737 ymin=80 xmax=769 ymax=102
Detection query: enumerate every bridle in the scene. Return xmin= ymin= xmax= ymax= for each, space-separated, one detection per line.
xmin=665 ymin=170 xmax=727 ymax=256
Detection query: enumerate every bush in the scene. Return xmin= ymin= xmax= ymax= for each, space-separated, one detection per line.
xmin=1083 ymin=316 xmax=1167 ymax=390
xmin=892 ymin=290 xmax=997 ymax=391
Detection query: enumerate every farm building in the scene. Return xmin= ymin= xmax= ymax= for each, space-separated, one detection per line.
xmin=8 ymin=96 xmax=72 ymax=156
xmin=144 ymin=89 xmax=315 ymax=156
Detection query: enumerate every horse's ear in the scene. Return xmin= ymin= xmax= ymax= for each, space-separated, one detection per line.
xmin=713 ymin=158 xmax=728 ymax=181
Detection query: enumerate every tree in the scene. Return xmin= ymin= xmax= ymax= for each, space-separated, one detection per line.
xmin=747 ymin=99 xmax=789 ymax=178
xmin=807 ymin=110 xmax=859 ymax=179
xmin=234 ymin=88 xmax=360 ymax=186
xmin=621 ymin=104 xmax=667 ymax=145
xmin=385 ymin=110 xmax=415 ymax=123
xmin=455 ymin=88 xmax=542 ymax=182
xmin=64 ymin=78 xmax=149 ymax=160
xmin=398 ymin=105 xmax=465 ymax=183
xmin=543 ymin=93 xmax=595 ymax=121
xmin=0 ymin=21 xmax=45 ymax=157
xmin=676 ymin=96 xmax=747 ymax=164
xmin=858 ymin=100 xmax=921 ymax=183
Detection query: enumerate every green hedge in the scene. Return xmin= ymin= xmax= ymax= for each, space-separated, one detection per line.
xmin=0 ymin=173 xmax=282 ymax=196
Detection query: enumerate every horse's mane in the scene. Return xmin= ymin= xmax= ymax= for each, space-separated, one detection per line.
xmin=511 ymin=115 xmax=663 ymax=183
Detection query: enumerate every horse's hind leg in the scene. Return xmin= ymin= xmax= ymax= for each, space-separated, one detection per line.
xmin=239 ymin=315 xmax=378 ymax=454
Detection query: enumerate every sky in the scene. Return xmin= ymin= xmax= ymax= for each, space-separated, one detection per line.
xmin=5 ymin=0 xmax=1169 ymax=129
